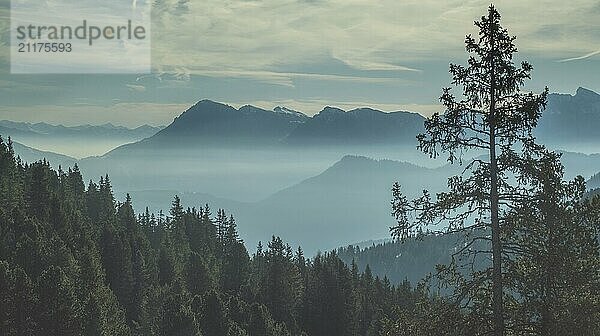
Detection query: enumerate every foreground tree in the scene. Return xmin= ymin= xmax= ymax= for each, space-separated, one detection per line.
xmin=391 ymin=5 xmax=548 ymax=335
xmin=506 ymin=153 xmax=600 ymax=335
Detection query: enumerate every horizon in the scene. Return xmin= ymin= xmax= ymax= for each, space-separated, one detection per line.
xmin=1 ymin=1 xmax=600 ymax=127
xmin=1 ymin=86 xmax=597 ymax=128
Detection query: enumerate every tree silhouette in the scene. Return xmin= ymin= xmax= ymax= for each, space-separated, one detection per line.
xmin=391 ymin=5 xmax=548 ymax=335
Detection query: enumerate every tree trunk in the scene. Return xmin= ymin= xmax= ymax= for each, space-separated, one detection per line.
xmin=489 ymin=11 xmax=504 ymax=336
xmin=489 ymin=131 xmax=504 ymax=336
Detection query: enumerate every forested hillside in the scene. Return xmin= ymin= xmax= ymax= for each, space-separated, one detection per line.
xmin=337 ymin=234 xmax=459 ymax=285
xmin=0 ymin=136 xmax=451 ymax=336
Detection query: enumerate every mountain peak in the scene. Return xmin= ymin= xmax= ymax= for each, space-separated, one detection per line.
xmin=339 ymin=154 xmax=374 ymax=163
xmin=575 ymin=87 xmax=599 ymax=99
xmin=147 ymin=99 xmax=308 ymax=144
xmin=180 ymin=100 xmax=237 ymax=118
xmin=192 ymin=99 xmax=233 ymax=109
xmin=317 ymin=106 xmax=346 ymax=116
xmin=239 ymin=105 xmax=268 ymax=113
xmin=273 ymin=106 xmax=307 ymax=118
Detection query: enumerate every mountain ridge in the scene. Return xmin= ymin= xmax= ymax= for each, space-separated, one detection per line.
xmin=536 ymin=87 xmax=600 ymax=146
xmin=102 ymin=87 xmax=600 ymax=155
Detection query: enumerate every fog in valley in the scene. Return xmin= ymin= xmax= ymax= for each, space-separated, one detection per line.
xmin=4 ymin=89 xmax=600 ymax=255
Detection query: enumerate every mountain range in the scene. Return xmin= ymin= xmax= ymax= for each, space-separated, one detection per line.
xmin=121 ymin=155 xmax=452 ymax=255
xmin=93 ymin=87 xmax=600 ymax=158
xmin=284 ymin=106 xmax=425 ymax=146
xmin=0 ymin=121 xmax=163 ymax=158
xmin=145 ymin=100 xmax=308 ymax=147
xmin=3 ymin=87 xmax=600 ymax=254
xmin=10 ymin=141 xmax=77 ymax=169
xmin=3 ymin=87 xmax=599 ymax=159
xmin=0 ymin=120 xmax=161 ymax=137
xmin=104 ymin=100 xmax=425 ymax=155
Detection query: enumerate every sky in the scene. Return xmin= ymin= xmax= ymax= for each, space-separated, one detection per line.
xmin=0 ymin=0 xmax=599 ymax=127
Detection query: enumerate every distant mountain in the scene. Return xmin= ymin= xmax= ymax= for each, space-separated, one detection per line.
xmin=105 ymin=102 xmax=426 ymax=156
xmin=144 ymin=100 xmax=308 ymax=147
xmin=0 ymin=121 xmax=162 ymax=158
xmin=114 ymin=149 xmax=600 ymax=255
xmin=284 ymin=107 xmax=425 ymax=146
xmin=588 ymin=172 xmax=600 ymax=190
xmin=235 ymin=155 xmax=452 ymax=255
xmin=0 ymin=120 xmax=161 ymax=138
xmin=273 ymin=106 xmax=307 ymax=118
xmin=10 ymin=141 xmax=77 ymax=169
xmin=537 ymin=87 xmax=600 ymax=147
xmin=99 ymin=88 xmax=600 ymax=155
xmin=558 ymin=151 xmax=600 ymax=180
xmin=88 ymin=101 xmax=431 ymax=202
xmin=106 ymin=155 xmax=452 ymax=255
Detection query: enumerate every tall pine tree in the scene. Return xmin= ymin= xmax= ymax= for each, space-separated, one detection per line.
xmin=391 ymin=5 xmax=548 ymax=335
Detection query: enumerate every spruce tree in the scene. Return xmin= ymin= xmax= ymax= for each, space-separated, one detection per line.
xmin=200 ymin=290 xmax=229 ymax=336
xmin=36 ymin=266 xmax=83 ymax=336
xmin=391 ymin=5 xmax=548 ymax=335
xmin=0 ymin=261 xmax=37 ymax=336
xmin=506 ymin=153 xmax=600 ymax=335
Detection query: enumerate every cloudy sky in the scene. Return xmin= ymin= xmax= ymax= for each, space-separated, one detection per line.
xmin=1 ymin=0 xmax=599 ymax=127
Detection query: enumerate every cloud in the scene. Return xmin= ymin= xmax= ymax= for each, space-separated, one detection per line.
xmin=2 ymin=0 xmax=599 ymax=79
xmin=558 ymin=50 xmax=600 ymax=63
xmin=1 ymin=0 xmax=599 ymax=125
xmin=335 ymin=58 xmax=421 ymax=72
xmin=126 ymin=84 xmax=147 ymax=92
xmin=180 ymin=68 xmax=410 ymax=87
xmin=145 ymin=0 xmax=600 ymax=84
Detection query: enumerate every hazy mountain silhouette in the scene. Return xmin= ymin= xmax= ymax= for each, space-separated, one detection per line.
xmin=284 ymin=107 xmax=425 ymax=146
xmin=103 ymin=88 xmax=600 ymax=156
xmin=588 ymin=172 xmax=600 ymax=190
xmin=0 ymin=120 xmax=161 ymax=139
xmin=0 ymin=121 xmax=162 ymax=158
xmin=236 ymin=155 xmax=452 ymax=254
xmin=10 ymin=140 xmax=77 ymax=168
xmin=556 ymin=150 xmax=600 ymax=180
xmin=536 ymin=87 xmax=600 ymax=148
xmin=104 ymin=102 xmax=426 ymax=158
xmin=140 ymin=100 xmax=308 ymax=148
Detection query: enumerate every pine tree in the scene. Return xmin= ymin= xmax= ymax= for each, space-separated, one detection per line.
xmin=506 ymin=153 xmax=600 ymax=335
xmin=186 ymin=252 xmax=215 ymax=296
xmin=215 ymin=209 xmax=228 ymax=253
xmin=158 ymin=244 xmax=177 ymax=286
xmin=0 ymin=261 xmax=37 ymax=336
xmin=200 ymin=290 xmax=229 ymax=336
xmin=157 ymin=281 xmax=201 ymax=336
xmin=391 ymin=5 xmax=548 ymax=335
xmin=77 ymin=246 xmax=131 ymax=336
xmin=222 ymin=215 xmax=250 ymax=292
xmin=259 ymin=236 xmax=303 ymax=333
xmin=247 ymin=303 xmax=288 ymax=336
xmin=170 ymin=195 xmax=184 ymax=222
xmin=36 ymin=265 xmax=83 ymax=336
